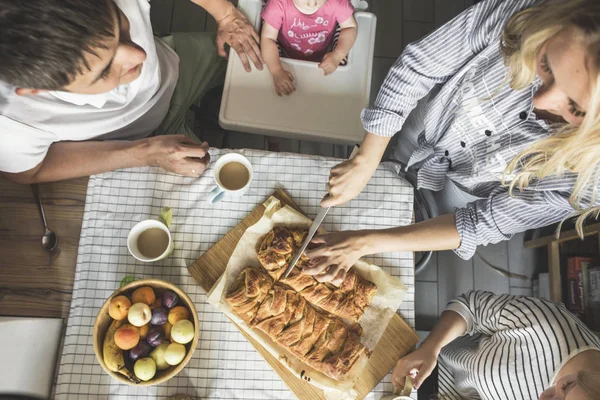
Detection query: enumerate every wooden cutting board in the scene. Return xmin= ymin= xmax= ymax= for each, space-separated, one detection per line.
xmin=188 ymin=189 xmax=418 ymax=399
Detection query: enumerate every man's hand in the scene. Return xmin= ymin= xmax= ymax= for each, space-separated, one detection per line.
xmin=318 ymin=51 xmax=343 ymax=76
xmin=145 ymin=135 xmax=211 ymax=177
xmin=272 ymin=68 xmax=295 ymax=96
xmin=392 ymin=344 xmax=439 ymax=391
xmin=216 ymin=6 xmax=264 ymax=72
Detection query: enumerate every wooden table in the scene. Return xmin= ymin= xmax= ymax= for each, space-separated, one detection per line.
xmin=0 ymin=177 xmax=88 ymax=318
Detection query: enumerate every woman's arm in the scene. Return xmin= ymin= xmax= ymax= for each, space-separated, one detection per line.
xmin=190 ymin=0 xmax=263 ymax=72
xmin=304 ymin=214 xmax=459 ymax=282
xmin=261 ymin=22 xmax=295 ymax=96
xmin=325 ymin=0 xmax=533 ymax=207
xmin=392 ymin=310 xmax=467 ymax=389
xmin=310 ymin=183 xmax=584 ymax=283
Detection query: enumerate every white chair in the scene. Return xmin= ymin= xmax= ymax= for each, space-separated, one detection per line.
xmin=219 ymin=0 xmax=376 ymax=145
xmin=0 ymin=317 xmax=63 ymax=399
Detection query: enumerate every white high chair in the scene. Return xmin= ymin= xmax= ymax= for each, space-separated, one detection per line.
xmin=219 ymin=0 xmax=376 ymax=145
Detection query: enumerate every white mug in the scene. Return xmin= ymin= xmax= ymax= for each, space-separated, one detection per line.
xmin=207 ymin=153 xmax=254 ymax=204
xmin=127 ymin=219 xmax=174 ymax=262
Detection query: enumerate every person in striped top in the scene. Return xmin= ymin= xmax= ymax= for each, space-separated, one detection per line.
xmin=392 ymin=291 xmax=600 ymax=399
xmin=300 ymin=0 xmax=600 ymax=284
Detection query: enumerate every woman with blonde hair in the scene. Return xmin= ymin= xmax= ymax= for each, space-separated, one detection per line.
xmin=296 ymin=0 xmax=600 ymax=284
xmin=392 ymin=291 xmax=600 ymax=399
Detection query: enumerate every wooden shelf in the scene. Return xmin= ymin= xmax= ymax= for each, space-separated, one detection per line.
xmin=526 ymin=223 xmax=600 ymax=303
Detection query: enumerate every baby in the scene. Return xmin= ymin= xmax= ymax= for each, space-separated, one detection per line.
xmin=261 ymin=0 xmax=358 ymax=96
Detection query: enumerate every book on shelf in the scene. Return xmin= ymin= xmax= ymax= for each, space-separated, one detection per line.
xmin=565 ymin=257 xmax=600 ymax=330
xmin=566 ymin=257 xmax=591 ymax=318
xmin=588 ymin=266 xmax=600 ymax=331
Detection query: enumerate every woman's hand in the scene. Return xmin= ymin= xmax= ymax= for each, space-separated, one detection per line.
xmin=144 ymin=135 xmax=211 ymax=177
xmin=303 ymin=231 xmax=370 ymax=284
xmin=216 ymin=6 xmax=264 ymax=72
xmin=392 ymin=344 xmax=440 ymax=391
xmin=321 ymin=154 xmax=379 ymax=207
xmin=272 ymin=69 xmax=295 ymax=96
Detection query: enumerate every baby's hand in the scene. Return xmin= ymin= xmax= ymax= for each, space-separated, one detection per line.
xmin=318 ymin=51 xmax=344 ymax=76
xmin=272 ymin=69 xmax=295 ymax=96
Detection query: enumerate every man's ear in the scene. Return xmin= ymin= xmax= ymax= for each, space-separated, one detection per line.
xmin=15 ymin=88 xmax=49 ymax=96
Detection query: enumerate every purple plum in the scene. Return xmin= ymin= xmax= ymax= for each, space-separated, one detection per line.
xmin=151 ymin=307 xmax=168 ymax=326
xmin=146 ymin=326 xmax=164 ymax=347
xmin=162 ymin=291 xmax=179 ymax=309
xmin=129 ymin=340 xmax=152 ymax=361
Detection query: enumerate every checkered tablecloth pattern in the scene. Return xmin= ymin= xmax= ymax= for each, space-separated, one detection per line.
xmin=53 ymin=148 xmax=415 ymax=399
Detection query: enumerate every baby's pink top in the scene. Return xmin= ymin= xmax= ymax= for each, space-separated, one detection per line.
xmin=262 ymin=0 xmax=354 ymax=62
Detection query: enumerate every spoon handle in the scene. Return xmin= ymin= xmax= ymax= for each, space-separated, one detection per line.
xmin=31 ymin=184 xmax=49 ymax=230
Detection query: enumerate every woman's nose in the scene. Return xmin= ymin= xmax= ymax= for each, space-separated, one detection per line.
xmin=533 ymin=81 xmax=566 ymax=114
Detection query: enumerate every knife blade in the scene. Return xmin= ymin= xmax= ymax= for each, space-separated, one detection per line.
xmin=282 ymin=205 xmax=330 ymax=279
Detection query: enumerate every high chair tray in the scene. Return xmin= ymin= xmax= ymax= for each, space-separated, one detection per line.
xmin=219 ymin=2 xmax=377 ymax=145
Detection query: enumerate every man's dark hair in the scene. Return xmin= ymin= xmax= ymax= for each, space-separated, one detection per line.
xmin=0 ymin=0 xmax=116 ymax=89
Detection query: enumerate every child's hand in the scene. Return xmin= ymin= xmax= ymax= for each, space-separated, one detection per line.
xmin=272 ymin=69 xmax=295 ymax=96
xmin=318 ymin=51 xmax=344 ymax=76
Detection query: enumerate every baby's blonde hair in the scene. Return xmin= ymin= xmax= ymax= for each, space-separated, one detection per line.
xmin=501 ymin=0 xmax=600 ymax=236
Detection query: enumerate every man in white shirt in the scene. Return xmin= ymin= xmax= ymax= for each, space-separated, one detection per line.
xmin=0 ymin=0 xmax=264 ymax=183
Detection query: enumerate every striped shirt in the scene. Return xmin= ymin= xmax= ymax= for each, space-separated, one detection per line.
xmin=361 ymin=0 xmax=596 ymax=259
xmin=438 ymin=291 xmax=600 ymax=400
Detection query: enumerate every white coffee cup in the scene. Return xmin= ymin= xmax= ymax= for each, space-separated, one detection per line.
xmin=127 ymin=219 xmax=174 ymax=262
xmin=207 ymin=153 xmax=253 ymax=204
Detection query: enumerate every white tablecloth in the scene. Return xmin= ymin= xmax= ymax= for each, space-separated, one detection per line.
xmin=53 ymin=148 xmax=415 ymax=399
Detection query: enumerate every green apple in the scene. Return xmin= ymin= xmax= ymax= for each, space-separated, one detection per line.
xmin=150 ymin=343 xmax=170 ymax=370
xmin=165 ymin=343 xmax=186 ymax=366
xmin=134 ymin=357 xmax=156 ymax=381
xmin=171 ymin=320 xmax=194 ymax=344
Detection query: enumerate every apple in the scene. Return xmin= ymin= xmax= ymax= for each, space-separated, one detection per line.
xmin=134 ymin=357 xmax=156 ymax=381
xmin=128 ymin=303 xmax=152 ymax=327
xmin=165 ymin=343 xmax=186 ymax=366
xmin=171 ymin=320 xmax=194 ymax=344
xmin=150 ymin=343 xmax=171 ymax=371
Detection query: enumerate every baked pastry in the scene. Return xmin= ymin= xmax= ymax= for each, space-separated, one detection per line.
xmin=226 ymin=267 xmax=369 ymax=381
xmin=225 ymin=267 xmax=274 ymax=324
xmin=258 ymin=227 xmax=377 ymax=322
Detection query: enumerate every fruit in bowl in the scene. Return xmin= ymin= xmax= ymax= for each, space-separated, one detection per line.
xmin=151 ymin=307 xmax=169 ymax=326
xmin=171 ymin=320 xmax=194 ymax=345
xmin=109 ymin=295 xmax=131 ymax=320
xmin=93 ymin=279 xmax=199 ymax=386
xmin=114 ymin=324 xmax=140 ymax=350
xmin=128 ymin=303 xmax=152 ymax=327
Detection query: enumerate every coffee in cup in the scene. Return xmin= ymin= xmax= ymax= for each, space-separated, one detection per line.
xmin=207 ymin=153 xmax=253 ymax=204
xmin=127 ymin=220 xmax=174 ymax=262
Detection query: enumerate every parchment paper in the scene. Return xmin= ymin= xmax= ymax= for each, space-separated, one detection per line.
xmin=207 ymin=197 xmax=407 ymax=399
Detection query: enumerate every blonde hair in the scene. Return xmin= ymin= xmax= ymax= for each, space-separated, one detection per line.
xmin=577 ymin=370 xmax=600 ymax=399
xmin=500 ymin=0 xmax=600 ymax=236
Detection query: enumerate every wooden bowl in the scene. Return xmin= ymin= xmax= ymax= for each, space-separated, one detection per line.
xmin=93 ymin=279 xmax=199 ymax=386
